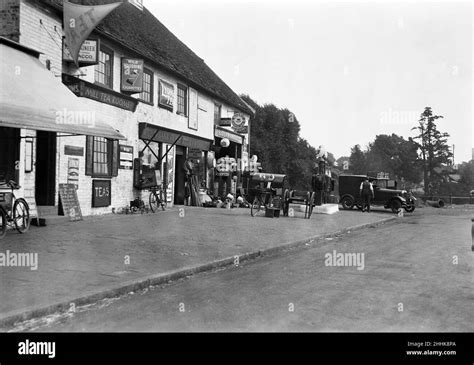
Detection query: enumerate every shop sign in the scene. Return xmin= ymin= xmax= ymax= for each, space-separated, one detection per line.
xmin=165 ymin=146 xmax=174 ymax=203
xmin=158 ymin=79 xmax=174 ymax=111
xmin=219 ymin=118 xmax=231 ymax=127
xmin=62 ymin=74 xmax=138 ymax=112
xmin=119 ymin=145 xmax=134 ymax=169
xmin=121 ymin=58 xmax=144 ymax=93
xmin=214 ymin=127 xmax=243 ymax=144
xmin=67 ymin=158 xmax=80 ymax=189
xmin=58 ymin=183 xmax=83 ymax=221
xmin=232 ymin=125 xmax=248 ymax=134
xmin=63 ymin=39 xmax=99 ymax=66
xmin=188 ymin=148 xmax=202 ymax=160
xmin=92 ymin=180 xmax=111 ymax=207
xmin=188 ymin=88 xmax=198 ymax=130
xmin=231 ymin=112 xmax=246 ymax=128
xmin=64 ymin=145 xmax=84 ymax=156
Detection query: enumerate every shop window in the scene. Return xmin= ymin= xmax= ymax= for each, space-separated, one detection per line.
xmin=214 ymin=103 xmax=221 ymax=125
xmin=177 ymin=84 xmax=187 ymax=116
xmin=85 ymin=136 xmax=119 ymax=178
xmin=95 ymin=47 xmax=113 ymax=88
xmin=137 ymin=68 xmax=153 ymax=104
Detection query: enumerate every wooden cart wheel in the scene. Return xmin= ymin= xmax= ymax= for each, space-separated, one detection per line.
xmin=283 ymin=189 xmax=290 ymax=216
xmin=307 ymin=192 xmax=315 ymax=219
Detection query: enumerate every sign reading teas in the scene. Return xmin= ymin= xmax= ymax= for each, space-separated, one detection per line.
xmin=92 ymin=180 xmax=111 ymax=207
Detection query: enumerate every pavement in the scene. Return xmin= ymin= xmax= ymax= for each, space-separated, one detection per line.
xmin=0 ymin=205 xmax=398 ymax=329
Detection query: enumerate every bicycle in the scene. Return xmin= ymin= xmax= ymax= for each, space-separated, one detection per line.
xmin=148 ymin=185 xmax=166 ymax=213
xmin=0 ymin=180 xmax=30 ymax=239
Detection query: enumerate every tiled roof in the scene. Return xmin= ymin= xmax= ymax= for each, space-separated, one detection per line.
xmin=50 ymin=0 xmax=252 ymax=114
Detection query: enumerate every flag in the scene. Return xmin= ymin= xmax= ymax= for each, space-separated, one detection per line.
xmin=64 ymin=1 xmax=123 ymax=66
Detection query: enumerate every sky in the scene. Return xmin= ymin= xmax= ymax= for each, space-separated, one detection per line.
xmin=144 ymin=0 xmax=473 ymax=164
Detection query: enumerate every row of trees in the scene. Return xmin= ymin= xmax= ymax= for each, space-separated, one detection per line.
xmin=342 ymin=107 xmax=472 ymax=195
xmin=242 ymin=99 xmax=471 ymax=196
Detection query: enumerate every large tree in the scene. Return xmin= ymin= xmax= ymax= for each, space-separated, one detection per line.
xmin=349 ymin=144 xmax=367 ymax=174
xmin=241 ymin=95 xmax=327 ymax=190
xmin=365 ymin=134 xmax=422 ymax=183
xmin=411 ymin=107 xmax=452 ymax=193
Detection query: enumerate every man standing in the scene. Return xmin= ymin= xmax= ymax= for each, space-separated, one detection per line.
xmin=360 ymin=177 xmax=374 ymax=212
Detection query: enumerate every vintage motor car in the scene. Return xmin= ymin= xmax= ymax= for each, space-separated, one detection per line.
xmin=338 ymin=175 xmax=416 ymax=213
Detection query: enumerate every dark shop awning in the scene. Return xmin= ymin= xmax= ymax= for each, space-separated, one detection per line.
xmin=139 ymin=123 xmax=212 ymax=151
xmin=0 ymin=37 xmax=125 ymax=140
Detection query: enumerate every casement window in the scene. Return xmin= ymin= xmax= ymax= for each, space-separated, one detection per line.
xmin=137 ymin=68 xmax=153 ymax=104
xmin=214 ymin=103 xmax=221 ymax=125
xmin=86 ymin=136 xmax=119 ymax=177
xmin=94 ymin=47 xmax=113 ymax=88
xmin=177 ymin=83 xmax=187 ymax=116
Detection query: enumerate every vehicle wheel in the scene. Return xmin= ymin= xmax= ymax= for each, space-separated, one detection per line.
xmin=307 ymin=192 xmax=315 ymax=219
xmin=251 ymin=196 xmax=263 ymax=217
xmin=149 ymin=191 xmax=158 ymax=212
xmin=13 ymin=198 xmax=30 ymax=233
xmin=0 ymin=208 xmax=6 ymax=239
xmin=391 ymin=199 xmax=402 ymax=214
xmin=341 ymin=196 xmax=354 ymax=210
xmin=356 ymin=204 xmax=363 ymax=211
xmin=404 ymin=203 xmax=415 ymax=213
xmin=282 ymin=189 xmax=290 ymax=216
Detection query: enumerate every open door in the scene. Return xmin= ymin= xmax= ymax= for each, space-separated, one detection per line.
xmin=35 ymin=131 xmax=56 ymax=206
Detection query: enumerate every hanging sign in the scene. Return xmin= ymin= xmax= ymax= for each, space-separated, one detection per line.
xmin=121 ymin=58 xmax=144 ymax=93
xmin=63 ymin=39 xmax=99 ymax=66
xmin=158 ymin=79 xmax=174 ymax=111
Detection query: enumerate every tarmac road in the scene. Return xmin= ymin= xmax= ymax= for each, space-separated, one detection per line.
xmin=14 ymin=208 xmax=474 ymax=332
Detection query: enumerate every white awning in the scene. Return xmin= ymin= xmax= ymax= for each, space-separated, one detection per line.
xmin=0 ymin=37 xmax=125 ymax=140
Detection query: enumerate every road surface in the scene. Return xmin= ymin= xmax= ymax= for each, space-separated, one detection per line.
xmin=12 ymin=208 xmax=474 ymax=332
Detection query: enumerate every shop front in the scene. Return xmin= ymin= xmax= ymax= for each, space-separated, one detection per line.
xmin=138 ymin=123 xmax=212 ymax=206
xmin=0 ymin=37 xmax=125 ymax=217
xmin=213 ymin=126 xmax=244 ymax=199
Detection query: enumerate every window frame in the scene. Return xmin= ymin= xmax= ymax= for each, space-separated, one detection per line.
xmin=86 ymin=136 xmax=119 ymax=178
xmin=137 ymin=68 xmax=154 ymax=105
xmin=94 ymin=45 xmax=114 ymax=89
xmin=177 ymin=83 xmax=188 ymax=116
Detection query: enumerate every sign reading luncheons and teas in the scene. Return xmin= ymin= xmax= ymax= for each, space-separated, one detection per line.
xmin=63 ymin=39 xmax=99 ymax=66
xmin=121 ymin=58 xmax=144 ymax=93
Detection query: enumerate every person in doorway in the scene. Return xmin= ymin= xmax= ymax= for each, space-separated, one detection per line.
xmin=359 ymin=177 xmax=374 ymax=212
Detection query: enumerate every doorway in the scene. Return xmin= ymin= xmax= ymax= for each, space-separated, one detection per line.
xmin=0 ymin=127 xmax=20 ymax=182
xmin=174 ymin=146 xmax=186 ymax=205
xmin=35 ymin=131 xmax=56 ymax=206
